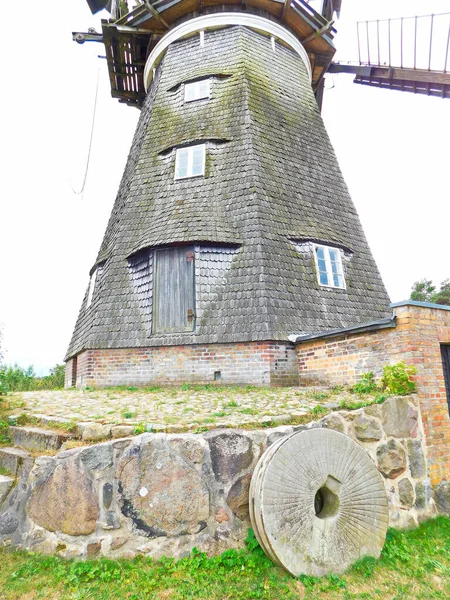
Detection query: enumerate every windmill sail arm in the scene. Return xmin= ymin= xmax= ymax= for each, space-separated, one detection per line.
xmin=329 ymin=63 xmax=450 ymax=99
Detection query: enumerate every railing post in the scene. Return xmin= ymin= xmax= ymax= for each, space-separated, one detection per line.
xmin=429 ymin=14 xmax=434 ymax=71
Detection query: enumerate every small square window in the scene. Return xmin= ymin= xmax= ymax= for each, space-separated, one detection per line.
xmin=175 ymin=144 xmax=206 ymax=179
xmin=314 ymin=245 xmax=346 ymax=289
xmin=184 ymin=79 xmax=210 ymax=102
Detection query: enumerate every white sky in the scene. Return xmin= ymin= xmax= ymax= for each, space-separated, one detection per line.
xmin=1 ymin=0 xmax=449 ymax=373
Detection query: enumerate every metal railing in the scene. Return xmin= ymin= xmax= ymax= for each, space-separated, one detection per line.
xmin=357 ymin=13 xmax=450 ymax=73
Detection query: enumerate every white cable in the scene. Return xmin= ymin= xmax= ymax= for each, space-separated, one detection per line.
xmin=71 ymin=68 xmax=100 ymax=196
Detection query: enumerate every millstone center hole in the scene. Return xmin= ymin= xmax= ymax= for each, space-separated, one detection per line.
xmin=314 ymin=485 xmax=340 ymax=519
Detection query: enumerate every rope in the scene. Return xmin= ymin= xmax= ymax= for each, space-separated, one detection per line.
xmin=71 ymin=68 xmax=100 ymax=196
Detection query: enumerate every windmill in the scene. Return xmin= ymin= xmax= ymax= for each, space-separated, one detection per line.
xmin=65 ymin=0 xmax=449 ymax=388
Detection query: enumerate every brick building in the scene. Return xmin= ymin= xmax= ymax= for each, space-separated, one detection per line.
xmin=293 ymin=300 xmax=450 ymax=484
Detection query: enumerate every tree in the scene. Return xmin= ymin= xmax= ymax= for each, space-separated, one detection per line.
xmin=410 ymin=279 xmax=436 ymax=302
xmin=432 ymin=279 xmax=450 ymax=306
xmin=410 ymin=278 xmax=450 ymax=306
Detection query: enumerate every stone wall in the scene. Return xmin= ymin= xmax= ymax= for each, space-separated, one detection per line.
xmin=1 ymin=397 xmax=443 ymax=560
xmin=65 ymin=341 xmax=299 ymax=388
xmin=295 ymin=302 xmax=450 ymax=485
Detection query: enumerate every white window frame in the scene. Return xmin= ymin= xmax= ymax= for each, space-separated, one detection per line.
xmin=313 ymin=244 xmax=346 ymax=290
xmin=86 ymin=264 xmax=103 ymax=308
xmin=184 ymin=78 xmax=210 ymax=102
xmin=86 ymin=269 xmax=98 ymax=307
xmin=174 ymin=144 xmax=206 ymax=180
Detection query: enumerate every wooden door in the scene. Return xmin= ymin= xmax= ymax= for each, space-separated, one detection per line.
xmin=441 ymin=344 xmax=450 ymax=414
xmin=153 ymin=246 xmax=195 ymax=333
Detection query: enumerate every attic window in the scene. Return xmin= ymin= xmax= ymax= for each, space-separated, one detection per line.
xmin=314 ymin=245 xmax=346 ymax=289
xmin=184 ymin=79 xmax=210 ymax=102
xmin=86 ymin=264 xmax=103 ymax=308
xmin=87 ymin=270 xmax=97 ymax=307
xmin=175 ymin=144 xmax=205 ymax=179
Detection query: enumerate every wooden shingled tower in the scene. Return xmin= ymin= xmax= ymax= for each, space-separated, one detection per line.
xmin=66 ymin=0 xmax=428 ymax=388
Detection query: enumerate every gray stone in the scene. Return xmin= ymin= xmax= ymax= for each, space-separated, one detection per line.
xmin=0 ymin=475 xmax=14 ymax=504
xmin=112 ymin=439 xmax=132 ymax=450
xmin=226 ymin=473 xmax=252 ymax=520
xmin=267 ymin=431 xmax=290 ymax=446
xmin=323 ymin=402 xmax=339 ymax=410
xmin=31 ymin=414 xmax=72 ymax=427
xmin=0 ymin=447 xmax=30 ymax=477
xmin=103 ymin=483 xmax=113 ymax=509
xmin=407 ymin=440 xmax=426 ymax=478
xmin=105 ymin=512 xmax=121 ymax=529
xmin=270 ymin=414 xmax=292 ymax=425
xmin=9 ymin=426 xmax=72 ymax=451
xmin=353 ymin=415 xmax=382 ymax=442
xmin=207 ymin=431 xmax=257 ymax=483
xmin=433 ymin=482 xmax=450 ymax=515
xmin=320 ymin=413 xmax=345 ymax=433
xmin=80 ymin=444 xmax=114 ymax=471
xmin=382 ymin=398 xmax=418 ymax=438
xmin=110 ymin=536 xmax=128 ymax=550
xmin=376 ymin=439 xmax=407 ymax=479
xmin=0 ymin=512 xmax=19 ymax=535
xmin=398 ymin=478 xmax=415 ymax=509
xmin=169 ymin=437 xmax=205 ymax=464
xmin=363 ymin=404 xmax=382 ymax=419
xmin=146 ymin=423 xmax=166 ymax=432
xmin=250 ymin=428 xmax=389 ymax=577
xmin=118 ymin=437 xmax=210 ymax=537
xmin=28 ymin=459 xmax=99 ymax=536
xmin=415 ymin=481 xmax=432 ymax=510
xmin=87 ymin=541 xmax=102 ymax=558
xmin=111 ymin=426 xmax=135 ymax=439
xmin=81 ymin=423 xmax=112 ymax=442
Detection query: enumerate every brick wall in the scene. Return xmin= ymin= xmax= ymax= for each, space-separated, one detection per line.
xmin=65 ymin=341 xmax=299 ymax=388
xmin=296 ymin=302 xmax=450 ymax=484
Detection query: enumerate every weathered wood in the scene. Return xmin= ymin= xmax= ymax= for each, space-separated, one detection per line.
xmin=144 ymin=0 xmax=170 ymax=29
xmin=154 ymin=247 xmax=195 ymax=333
xmin=281 ymin=0 xmax=292 ymax=20
xmin=302 ymin=20 xmax=335 ymax=46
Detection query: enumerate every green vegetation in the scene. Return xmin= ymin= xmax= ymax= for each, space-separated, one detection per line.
xmin=0 ymin=418 xmax=10 ymax=445
xmin=350 ymin=364 xmax=416 ymax=398
xmin=0 ymin=364 xmax=65 ymax=393
xmin=351 ymin=371 xmax=378 ymax=394
xmin=0 ymin=519 xmax=449 ymax=599
xmin=339 ymin=394 xmax=387 ymax=411
xmin=410 ymin=278 xmax=450 ymax=306
xmin=381 ymin=362 xmax=417 ymax=396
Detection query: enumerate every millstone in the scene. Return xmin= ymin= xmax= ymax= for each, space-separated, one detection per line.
xmin=249 ymin=428 xmax=389 ymax=576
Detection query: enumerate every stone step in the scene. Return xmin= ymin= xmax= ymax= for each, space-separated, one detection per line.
xmin=0 ymin=447 xmax=31 ymax=477
xmin=8 ymin=426 xmax=74 ymax=452
xmin=0 ymin=474 xmax=14 ymax=504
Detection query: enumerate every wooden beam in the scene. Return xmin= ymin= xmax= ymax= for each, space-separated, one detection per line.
xmin=302 ymin=20 xmax=334 ymax=46
xmin=144 ymin=0 xmax=170 ymax=29
xmin=281 ymin=0 xmax=292 ymax=21
xmin=329 ymin=64 xmax=450 ymax=86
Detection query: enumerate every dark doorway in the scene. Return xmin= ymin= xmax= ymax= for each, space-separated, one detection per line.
xmin=71 ymin=356 xmax=78 ymax=388
xmin=440 ymin=344 xmax=450 ymax=414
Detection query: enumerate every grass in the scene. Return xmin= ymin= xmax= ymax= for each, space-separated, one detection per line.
xmin=0 ymin=519 xmax=449 ymax=599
